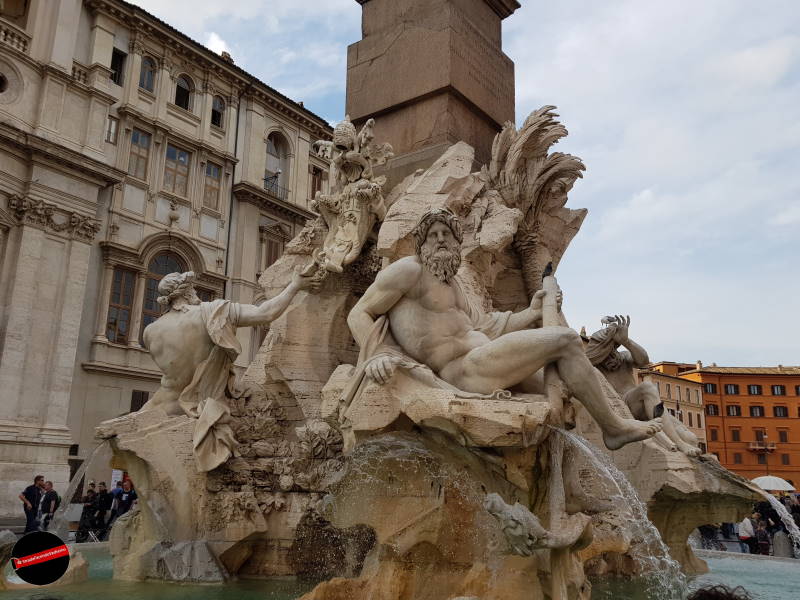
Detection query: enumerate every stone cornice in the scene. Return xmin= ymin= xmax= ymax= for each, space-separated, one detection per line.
xmin=232 ymin=181 xmax=316 ymax=222
xmin=0 ymin=122 xmax=125 ymax=185
xmin=8 ymin=194 xmax=101 ymax=241
xmin=356 ymin=0 xmax=519 ymax=19
xmin=82 ymin=359 xmax=162 ymax=381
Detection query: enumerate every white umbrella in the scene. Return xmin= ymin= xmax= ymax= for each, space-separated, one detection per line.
xmin=751 ymin=475 xmax=796 ymax=492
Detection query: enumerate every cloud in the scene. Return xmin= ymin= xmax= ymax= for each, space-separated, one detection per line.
xmin=205 ymin=32 xmax=229 ymax=55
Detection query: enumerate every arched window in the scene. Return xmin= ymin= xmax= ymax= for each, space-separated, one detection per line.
xmin=139 ymin=57 xmax=156 ymax=92
xmin=264 ymin=132 xmax=289 ymax=200
xmin=141 ymin=252 xmax=185 ymax=339
xmin=211 ymin=96 xmax=225 ymax=128
xmin=174 ymin=75 xmax=193 ymax=110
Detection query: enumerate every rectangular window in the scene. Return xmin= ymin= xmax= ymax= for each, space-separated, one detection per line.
xmin=699 ymin=442 xmax=707 ymax=453
xmin=163 ymin=144 xmax=191 ymax=197
xmin=695 ymin=389 xmax=700 ymax=403
xmin=697 ymin=413 xmax=702 ymax=428
xmin=774 ymin=406 xmax=789 ymax=418
xmin=666 ymin=384 xmax=671 ymax=399
xmin=704 ymin=383 xmax=717 ymax=394
xmin=105 ymin=116 xmax=119 ymax=144
xmin=724 ymin=384 xmax=739 ymax=395
xmin=726 ymin=405 xmax=741 ymax=417
xmin=747 ymin=384 xmax=762 ymax=395
xmin=781 ymin=454 xmax=790 ymax=465
xmin=130 ymin=390 xmax=150 ymax=413
xmin=106 ymin=268 xmax=136 ymax=344
xmin=128 ymin=129 xmax=151 ymax=180
xmin=733 ymin=453 xmax=742 ymax=464
xmin=750 ymin=405 xmax=764 ymax=417
xmin=311 ymin=167 xmax=323 ymax=199
xmin=656 ymin=381 xmax=660 ymax=394
xmin=779 ymin=430 xmax=789 ymax=443
xmin=110 ymin=48 xmax=126 ymax=86
xmin=757 ymin=454 xmax=766 ymax=465
xmin=676 ymin=386 xmax=681 ymax=402
xmin=706 ymin=404 xmax=719 ymax=416
xmin=772 ymin=385 xmax=786 ymax=396
xmin=731 ymin=429 xmax=740 ymax=442
xmin=709 ymin=428 xmax=718 ymax=441
xmin=755 ymin=430 xmax=765 ymax=442
xmin=796 ymin=385 xmax=800 ymax=396
xmin=203 ymin=162 xmax=222 ymax=209
xmin=688 ymin=412 xmax=693 ymax=427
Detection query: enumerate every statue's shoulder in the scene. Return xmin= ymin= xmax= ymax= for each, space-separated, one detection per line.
xmin=376 ymin=256 xmax=423 ymax=289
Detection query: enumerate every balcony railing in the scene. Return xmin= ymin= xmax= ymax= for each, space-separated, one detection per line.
xmin=263 ymin=176 xmax=288 ymax=202
xmin=0 ymin=20 xmax=30 ymax=54
xmin=747 ymin=441 xmax=776 ymax=453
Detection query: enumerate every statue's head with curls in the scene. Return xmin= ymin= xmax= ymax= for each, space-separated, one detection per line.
xmin=412 ymin=209 xmax=463 ymax=283
xmin=157 ymin=271 xmax=200 ymax=311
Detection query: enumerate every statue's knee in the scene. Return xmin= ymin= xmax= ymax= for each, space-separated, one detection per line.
xmin=557 ymin=327 xmax=582 ymax=351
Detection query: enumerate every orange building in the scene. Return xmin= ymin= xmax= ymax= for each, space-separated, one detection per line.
xmin=672 ymin=364 xmax=800 ymax=486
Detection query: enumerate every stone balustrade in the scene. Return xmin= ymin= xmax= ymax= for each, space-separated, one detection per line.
xmin=0 ymin=20 xmax=30 ymax=54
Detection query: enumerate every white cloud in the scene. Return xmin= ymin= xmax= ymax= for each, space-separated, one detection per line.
xmin=205 ymin=32 xmax=229 ymax=55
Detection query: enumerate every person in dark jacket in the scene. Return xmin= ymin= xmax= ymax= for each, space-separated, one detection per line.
xmin=95 ymin=482 xmax=113 ymax=534
xmin=75 ymin=487 xmax=98 ymax=543
xmin=40 ymin=481 xmax=60 ymax=531
xmin=18 ymin=475 xmax=45 ymax=533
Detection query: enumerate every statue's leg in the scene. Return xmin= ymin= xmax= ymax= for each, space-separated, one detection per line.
xmin=661 ymin=414 xmax=701 ymax=456
xmin=140 ymin=388 xmax=183 ymax=416
xmin=441 ymin=327 xmax=661 ymax=450
xmin=622 ymin=384 xmax=678 ymax=452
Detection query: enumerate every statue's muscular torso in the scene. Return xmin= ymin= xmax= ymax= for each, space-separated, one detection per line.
xmin=143 ymin=306 xmax=216 ymax=394
xmin=386 ymin=257 xmax=490 ymax=373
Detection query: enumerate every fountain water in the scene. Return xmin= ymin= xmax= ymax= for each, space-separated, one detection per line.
xmin=759 ymin=492 xmax=800 ymax=558
xmin=558 ymin=429 xmax=686 ymax=600
xmin=49 ymin=440 xmax=111 ymax=542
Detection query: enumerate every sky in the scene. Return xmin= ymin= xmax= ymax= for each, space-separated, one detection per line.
xmin=129 ymin=0 xmax=800 ymax=367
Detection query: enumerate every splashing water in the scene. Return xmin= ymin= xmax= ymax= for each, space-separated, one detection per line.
xmin=49 ymin=440 xmax=111 ymax=542
xmin=557 ymin=429 xmax=687 ymax=600
xmin=759 ymin=492 xmax=800 ymax=558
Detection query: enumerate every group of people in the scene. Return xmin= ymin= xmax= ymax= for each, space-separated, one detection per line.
xmin=18 ymin=474 xmax=137 ymax=541
xmin=698 ymin=494 xmax=800 ymax=556
xmin=75 ymin=479 xmax=138 ymax=542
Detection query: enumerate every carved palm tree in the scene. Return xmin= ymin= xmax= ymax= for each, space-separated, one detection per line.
xmin=489 ymin=106 xmax=587 ymax=296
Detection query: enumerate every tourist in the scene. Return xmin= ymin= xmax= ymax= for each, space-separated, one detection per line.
xmin=18 ymin=475 xmax=45 ymax=533
xmin=75 ymin=484 xmax=99 ymax=543
xmin=95 ymin=482 xmax=113 ymax=533
xmin=39 ymin=481 xmax=61 ymax=531
xmin=116 ymin=480 xmax=138 ymax=518
xmin=687 ymin=584 xmax=753 ymax=600
xmin=737 ymin=513 xmax=758 ymax=553
xmin=755 ymin=521 xmax=771 ymax=555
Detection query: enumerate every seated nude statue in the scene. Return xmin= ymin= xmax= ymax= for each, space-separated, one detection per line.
xmin=347 ymin=209 xmax=661 ymax=450
xmin=141 ymin=268 xmax=314 ymax=471
xmin=585 ymin=316 xmax=702 ymax=457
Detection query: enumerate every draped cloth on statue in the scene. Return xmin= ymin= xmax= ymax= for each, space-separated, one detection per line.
xmin=177 ymin=299 xmax=243 ymax=472
xmin=340 ymin=278 xmax=514 ymax=415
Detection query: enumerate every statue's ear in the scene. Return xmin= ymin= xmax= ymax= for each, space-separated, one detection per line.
xmin=653 ymin=402 xmax=664 ymax=418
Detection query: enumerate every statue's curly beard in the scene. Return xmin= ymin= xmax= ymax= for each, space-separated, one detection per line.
xmin=419 ymin=242 xmax=462 ymax=283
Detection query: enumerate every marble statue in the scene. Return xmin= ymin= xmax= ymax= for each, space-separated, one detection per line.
xmin=140 ymin=268 xmax=316 ymax=471
xmin=586 ymin=315 xmax=702 ymax=457
xmin=311 ymin=116 xmax=393 ymax=274
xmin=346 ymin=209 xmax=662 ymax=451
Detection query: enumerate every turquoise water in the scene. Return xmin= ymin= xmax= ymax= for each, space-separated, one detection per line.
xmin=2 ymin=545 xmax=797 ymax=600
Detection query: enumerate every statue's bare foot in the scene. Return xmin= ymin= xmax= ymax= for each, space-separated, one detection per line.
xmin=603 ymin=418 xmax=662 ymax=450
xmin=654 ymin=431 xmax=678 ymax=452
xmin=677 ymin=440 xmax=702 ymax=457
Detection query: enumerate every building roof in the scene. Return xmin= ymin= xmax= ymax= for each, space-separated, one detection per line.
xmin=638 ymin=369 xmax=703 ymax=385
xmin=105 ymin=0 xmax=332 ymax=136
xmin=680 ymin=366 xmax=800 ymax=376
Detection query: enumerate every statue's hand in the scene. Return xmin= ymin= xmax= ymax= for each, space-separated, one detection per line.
xmin=365 ymin=355 xmax=400 ymax=385
xmin=291 ymin=266 xmax=319 ymax=292
xmin=530 ymin=290 xmax=546 ymax=311
xmin=612 ymin=315 xmax=630 ymax=343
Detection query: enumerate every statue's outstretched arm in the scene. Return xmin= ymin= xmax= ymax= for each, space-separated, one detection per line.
xmin=237 ymin=268 xmax=316 ymax=327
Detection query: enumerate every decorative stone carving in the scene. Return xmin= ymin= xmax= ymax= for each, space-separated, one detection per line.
xmin=346 ymin=209 xmax=661 ymax=451
xmin=310 ymin=116 xmax=393 ymax=274
xmin=138 ymin=268 xmax=316 ymax=471
xmin=7 ymin=194 xmax=101 ymax=240
xmin=585 ymin=315 xmax=702 ymax=457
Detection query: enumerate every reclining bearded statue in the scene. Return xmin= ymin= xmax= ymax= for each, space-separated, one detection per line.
xmin=586 ymin=316 xmax=702 ymax=456
xmin=140 ymin=268 xmax=316 ymax=471
xmin=346 ymin=209 xmax=662 ymax=450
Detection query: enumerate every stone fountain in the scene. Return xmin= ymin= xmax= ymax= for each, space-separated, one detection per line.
xmin=95 ymin=107 xmax=759 ymax=599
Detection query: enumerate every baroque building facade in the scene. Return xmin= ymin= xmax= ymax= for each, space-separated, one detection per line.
xmin=0 ymin=0 xmax=331 ymax=518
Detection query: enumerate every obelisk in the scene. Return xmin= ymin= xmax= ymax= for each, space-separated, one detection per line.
xmin=347 ymin=0 xmax=519 ymax=183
